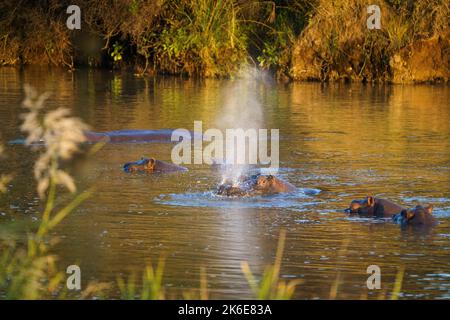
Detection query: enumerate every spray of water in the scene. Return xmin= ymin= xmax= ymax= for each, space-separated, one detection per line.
xmin=215 ymin=67 xmax=271 ymax=185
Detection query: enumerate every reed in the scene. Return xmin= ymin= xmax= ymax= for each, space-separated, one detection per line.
xmin=0 ymin=143 xmax=12 ymax=193
xmin=390 ymin=265 xmax=405 ymax=300
xmin=0 ymin=85 xmax=105 ymax=299
xmin=117 ymin=257 xmax=166 ymax=300
xmin=241 ymin=229 xmax=303 ymax=300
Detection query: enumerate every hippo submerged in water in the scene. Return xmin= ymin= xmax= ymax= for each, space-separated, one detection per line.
xmin=123 ymin=157 xmax=187 ymax=173
xmin=85 ymin=129 xmax=182 ymax=143
xmin=9 ymin=129 xmax=189 ymax=146
xmin=345 ymin=196 xmax=438 ymax=227
xmin=216 ymin=174 xmax=296 ymax=197
xmin=392 ymin=205 xmax=438 ymax=227
xmin=345 ymin=196 xmax=405 ymax=218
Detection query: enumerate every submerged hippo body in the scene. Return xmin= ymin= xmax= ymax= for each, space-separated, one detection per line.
xmin=123 ymin=157 xmax=187 ymax=173
xmin=85 ymin=129 xmax=194 ymax=144
xmin=393 ymin=205 xmax=438 ymax=227
xmin=216 ymin=174 xmax=296 ymax=197
xmin=11 ymin=129 xmax=199 ymax=145
xmin=345 ymin=196 xmax=405 ymax=218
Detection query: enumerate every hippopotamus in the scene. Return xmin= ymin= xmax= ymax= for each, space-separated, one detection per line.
xmin=85 ymin=130 xmax=177 ymax=143
xmin=123 ymin=157 xmax=187 ymax=173
xmin=392 ymin=205 xmax=438 ymax=227
xmin=345 ymin=196 xmax=405 ymax=218
xmin=83 ymin=129 xmax=200 ymax=144
xmin=9 ymin=129 xmax=188 ymax=145
xmin=216 ymin=174 xmax=296 ymax=197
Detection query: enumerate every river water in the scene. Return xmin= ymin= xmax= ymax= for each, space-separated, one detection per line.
xmin=0 ymin=67 xmax=449 ymax=299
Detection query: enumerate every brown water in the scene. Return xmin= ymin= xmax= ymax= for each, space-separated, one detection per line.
xmin=0 ymin=67 xmax=449 ymax=299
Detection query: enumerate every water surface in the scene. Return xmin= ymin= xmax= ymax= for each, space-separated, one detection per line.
xmin=0 ymin=67 xmax=449 ymax=299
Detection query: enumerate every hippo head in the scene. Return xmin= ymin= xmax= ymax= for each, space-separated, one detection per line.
xmin=123 ymin=157 xmax=156 ymax=173
xmin=392 ymin=205 xmax=435 ymax=226
xmin=216 ymin=174 xmax=260 ymax=197
xmin=345 ymin=196 xmax=376 ymax=215
xmin=254 ymin=175 xmax=275 ymax=192
xmin=216 ymin=174 xmax=294 ymax=197
xmin=216 ymin=184 xmax=249 ymax=197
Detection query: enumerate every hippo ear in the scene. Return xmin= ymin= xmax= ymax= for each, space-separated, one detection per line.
xmin=147 ymin=158 xmax=156 ymax=170
xmin=406 ymin=210 xmax=415 ymax=220
xmin=367 ymin=196 xmax=375 ymax=207
xmin=425 ymin=205 xmax=433 ymax=214
xmin=267 ymin=175 xmax=274 ymax=181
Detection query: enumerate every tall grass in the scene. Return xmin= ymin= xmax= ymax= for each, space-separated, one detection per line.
xmin=254 ymin=1 xmax=314 ymax=79
xmin=117 ymin=257 xmax=166 ymax=300
xmin=112 ymin=230 xmax=408 ymax=300
xmin=390 ymin=265 xmax=405 ymax=300
xmin=0 ymin=143 xmax=12 ymax=193
xmin=181 ymin=267 xmax=209 ymax=300
xmin=0 ymin=85 xmax=105 ymax=299
xmin=153 ymin=0 xmax=249 ymax=77
xmin=116 ymin=229 xmax=301 ymax=300
xmin=241 ymin=229 xmax=302 ymax=299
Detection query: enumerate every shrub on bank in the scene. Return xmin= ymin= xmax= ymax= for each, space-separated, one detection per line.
xmin=0 ymin=0 xmax=448 ymax=82
xmin=0 ymin=0 xmax=312 ymax=77
xmin=290 ymin=0 xmax=449 ymax=83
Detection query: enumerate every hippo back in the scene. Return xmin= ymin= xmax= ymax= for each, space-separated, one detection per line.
xmin=153 ymin=159 xmax=188 ymax=172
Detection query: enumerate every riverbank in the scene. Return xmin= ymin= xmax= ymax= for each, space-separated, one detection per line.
xmin=0 ymin=0 xmax=448 ymax=83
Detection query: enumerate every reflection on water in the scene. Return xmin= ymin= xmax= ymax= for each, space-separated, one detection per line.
xmin=0 ymin=67 xmax=449 ymax=299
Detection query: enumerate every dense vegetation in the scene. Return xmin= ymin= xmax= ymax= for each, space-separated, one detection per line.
xmin=0 ymin=0 xmax=448 ymax=82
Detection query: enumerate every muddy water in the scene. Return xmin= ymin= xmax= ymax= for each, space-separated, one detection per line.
xmin=0 ymin=67 xmax=449 ymax=299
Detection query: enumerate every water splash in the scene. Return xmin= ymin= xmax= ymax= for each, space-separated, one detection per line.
xmin=155 ymin=187 xmax=321 ymax=209
xmin=215 ymin=67 xmax=269 ymax=184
